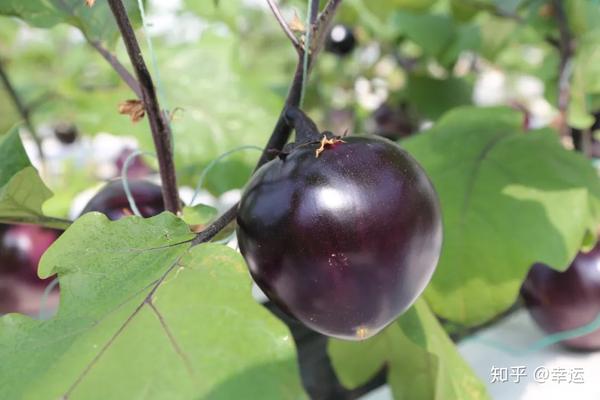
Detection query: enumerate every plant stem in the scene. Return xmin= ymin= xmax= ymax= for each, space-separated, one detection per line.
xmin=192 ymin=0 xmax=343 ymax=246
xmin=300 ymin=0 xmax=318 ymax=106
xmin=89 ymin=40 xmax=142 ymax=98
xmin=192 ymin=205 xmax=238 ymax=245
xmin=107 ymin=0 xmax=180 ymax=214
xmin=256 ymin=59 xmax=307 ymax=168
xmin=553 ymin=0 xmax=574 ymax=141
xmin=0 ymin=58 xmax=46 ymax=163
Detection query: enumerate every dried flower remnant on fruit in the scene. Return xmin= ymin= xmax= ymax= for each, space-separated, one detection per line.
xmin=315 ymin=135 xmax=345 ymax=157
xmin=119 ymin=99 xmax=145 ymax=122
xmin=85 ymin=0 xmax=95 ymax=7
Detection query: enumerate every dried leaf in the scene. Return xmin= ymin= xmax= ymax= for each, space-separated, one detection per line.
xmin=118 ymin=99 xmax=145 ymax=123
xmin=290 ymin=12 xmax=305 ymax=33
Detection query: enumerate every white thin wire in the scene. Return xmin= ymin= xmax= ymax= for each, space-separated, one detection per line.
xmin=38 ymin=277 xmax=59 ymax=320
xmin=299 ymin=0 xmax=315 ymax=107
xmin=120 ymin=150 xmax=157 ymax=216
xmin=190 ymin=145 xmax=263 ymax=205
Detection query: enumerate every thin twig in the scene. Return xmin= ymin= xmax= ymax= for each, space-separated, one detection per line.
xmin=0 ymin=58 xmax=46 ymax=162
xmin=89 ymin=40 xmax=142 ymax=98
xmin=192 ymin=0 xmax=343 ymax=247
xmin=107 ymin=0 xmax=180 ymax=214
xmin=266 ymin=0 xmax=301 ymax=52
xmin=553 ymin=0 xmax=574 ymax=140
xmin=192 ymin=205 xmax=237 ymax=245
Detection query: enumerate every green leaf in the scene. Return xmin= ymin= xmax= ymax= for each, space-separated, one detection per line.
xmin=0 ymin=213 xmax=307 ymax=400
xmin=0 ymin=126 xmax=30 ymax=186
xmin=405 ymin=76 xmax=473 ymax=120
xmin=402 ymin=107 xmax=600 ymax=325
xmin=0 ymin=127 xmax=68 ymax=228
xmin=329 ymin=0 xmax=436 ymax=32
xmin=0 ymin=0 xmax=141 ymax=45
xmin=181 ymin=204 xmax=218 ymax=226
xmin=0 ymin=167 xmax=54 ymax=223
xmin=568 ymin=30 xmax=600 ymax=128
xmin=439 ymin=23 xmax=481 ymax=67
xmin=329 ymin=299 xmax=489 ymax=400
xmin=565 ymin=0 xmax=600 ymax=37
xmin=0 ymin=0 xmax=62 ymax=28
xmin=392 ymin=12 xmax=456 ymax=57
xmin=477 ymin=15 xmax=519 ymax=61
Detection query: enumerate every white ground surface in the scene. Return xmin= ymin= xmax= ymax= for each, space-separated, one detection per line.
xmin=361 ymin=310 xmax=600 ymax=400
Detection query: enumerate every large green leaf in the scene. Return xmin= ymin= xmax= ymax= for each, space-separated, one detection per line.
xmin=329 ymin=299 xmax=489 ymax=400
xmin=0 ymin=213 xmax=307 ymax=399
xmin=403 ymin=107 xmax=600 ymax=326
xmin=392 ymin=12 xmax=456 ymax=57
xmin=0 ymin=127 xmax=67 ymax=228
xmin=0 ymin=0 xmax=141 ymax=44
xmin=405 ymin=75 xmax=473 ymax=120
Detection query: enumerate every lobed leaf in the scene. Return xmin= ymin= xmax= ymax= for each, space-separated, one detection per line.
xmin=0 ymin=212 xmax=307 ymax=399
xmin=403 ymin=106 xmax=600 ymax=325
xmin=0 ymin=127 xmax=66 ymax=228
